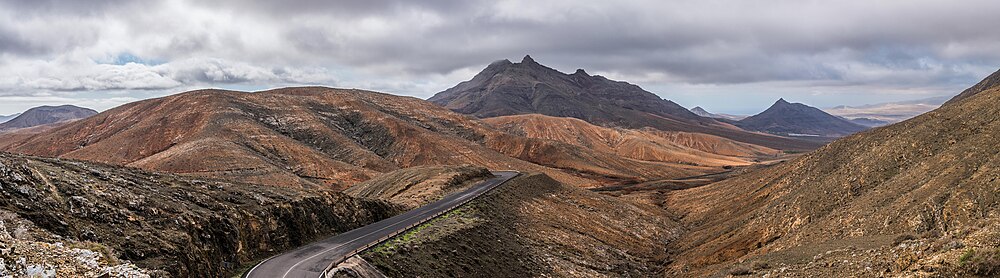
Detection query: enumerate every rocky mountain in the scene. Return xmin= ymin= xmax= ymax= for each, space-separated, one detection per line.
xmin=736 ymin=98 xmax=869 ymax=137
xmin=1 ymin=87 xmax=741 ymax=189
xmin=663 ymin=70 xmax=1000 ymax=277
xmin=0 ymin=105 xmax=96 ymax=131
xmin=0 ymin=152 xmax=400 ymax=277
xmin=826 ymin=95 xmax=948 ymax=124
xmin=689 ymin=106 xmax=745 ymax=121
xmin=0 ymin=112 xmax=20 ymax=123
xmin=429 ymin=56 xmax=821 ymax=150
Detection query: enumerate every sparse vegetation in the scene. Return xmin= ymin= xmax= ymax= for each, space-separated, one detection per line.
xmin=962 ymin=248 xmax=1000 ymax=276
xmin=729 ymin=266 xmax=752 ymax=276
xmin=751 ymin=261 xmax=770 ymax=270
xmin=893 ymin=233 xmax=917 ymax=246
xmin=960 ymin=249 xmax=976 ymax=266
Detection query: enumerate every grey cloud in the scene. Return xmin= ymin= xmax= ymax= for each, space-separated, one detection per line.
xmin=0 ymin=27 xmax=44 ymax=55
xmin=0 ymin=0 xmax=999 ymax=109
xmin=0 ymin=0 xmax=139 ymax=16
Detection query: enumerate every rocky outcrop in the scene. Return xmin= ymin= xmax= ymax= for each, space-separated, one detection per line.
xmin=0 ymin=152 xmax=402 ymax=277
xmin=327 ymin=256 xmax=386 ymax=278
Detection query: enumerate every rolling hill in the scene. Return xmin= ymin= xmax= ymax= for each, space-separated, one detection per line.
xmin=429 ymin=56 xmax=822 ymax=150
xmin=1 ymin=87 xmax=742 ymax=189
xmin=483 ymin=114 xmax=777 ymax=166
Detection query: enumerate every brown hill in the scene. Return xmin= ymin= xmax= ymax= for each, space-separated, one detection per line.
xmin=0 ymin=121 xmax=72 ymax=149
xmin=0 ymin=105 xmax=96 ymax=131
xmin=2 ymin=87 xmax=713 ymax=188
xmin=664 ymin=71 xmax=1000 ymax=276
xmin=429 ymin=56 xmax=822 ymax=150
xmin=484 ymin=114 xmax=777 ymax=166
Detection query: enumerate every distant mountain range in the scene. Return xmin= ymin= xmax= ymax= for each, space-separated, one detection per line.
xmin=689 ymin=106 xmax=746 ymax=121
xmin=824 ymin=95 xmax=948 ymax=124
xmin=0 ymin=105 xmax=96 ymax=131
xmin=0 ymin=113 xmax=20 ymax=123
xmin=430 ymin=55 xmax=820 ymax=150
xmin=846 ymin=117 xmax=890 ymax=127
xmin=735 ymin=98 xmax=869 ymax=138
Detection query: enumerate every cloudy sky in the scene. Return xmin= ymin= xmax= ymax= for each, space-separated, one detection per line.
xmin=1 ymin=0 xmax=998 ymax=115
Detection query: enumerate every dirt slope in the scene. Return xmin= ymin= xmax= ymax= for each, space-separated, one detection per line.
xmin=362 ymin=173 xmax=680 ymax=277
xmin=344 ymin=165 xmax=494 ymax=209
xmin=485 ymin=114 xmax=777 ymax=166
xmin=664 ymin=75 xmax=1000 ymax=276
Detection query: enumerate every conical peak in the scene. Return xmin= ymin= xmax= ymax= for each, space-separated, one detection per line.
xmin=521 ymin=55 xmax=536 ymax=65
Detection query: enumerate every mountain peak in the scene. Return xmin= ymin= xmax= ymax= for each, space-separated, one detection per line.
xmin=737 ymin=98 xmax=868 ymax=137
xmin=520 ymin=55 xmax=536 ymax=65
xmin=573 ymin=68 xmax=588 ymax=76
xmin=489 ymin=59 xmax=513 ymax=67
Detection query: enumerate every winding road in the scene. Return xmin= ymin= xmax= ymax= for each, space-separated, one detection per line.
xmin=244 ymin=171 xmax=520 ymax=278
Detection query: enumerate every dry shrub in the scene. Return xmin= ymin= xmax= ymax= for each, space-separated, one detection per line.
xmin=729 ymin=266 xmax=752 ymax=276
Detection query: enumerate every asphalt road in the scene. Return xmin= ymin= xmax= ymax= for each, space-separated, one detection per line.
xmin=244 ymin=170 xmax=519 ymax=278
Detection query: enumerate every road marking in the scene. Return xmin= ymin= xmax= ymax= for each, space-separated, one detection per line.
xmin=279 ymin=200 xmax=444 ymax=278
xmin=258 ymin=172 xmax=516 ymax=278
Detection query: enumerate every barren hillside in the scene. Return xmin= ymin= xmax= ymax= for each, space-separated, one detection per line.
xmin=2 ymin=87 xmax=721 ymax=189
xmin=664 ymin=75 xmax=1000 ymax=277
xmin=360 ymin=173 xmax=681 ymax=277
xmin=344 ymin=165 xmax=494 ymax=209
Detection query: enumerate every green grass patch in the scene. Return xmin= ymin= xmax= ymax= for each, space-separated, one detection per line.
xmin=960 ymin=248 xmax=976 ymax=266
xmin=368 ymin=207 xmax=470 ymax=256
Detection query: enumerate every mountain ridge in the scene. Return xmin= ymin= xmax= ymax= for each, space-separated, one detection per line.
xmin=430 ymin=56 xmax=821 ymax=150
